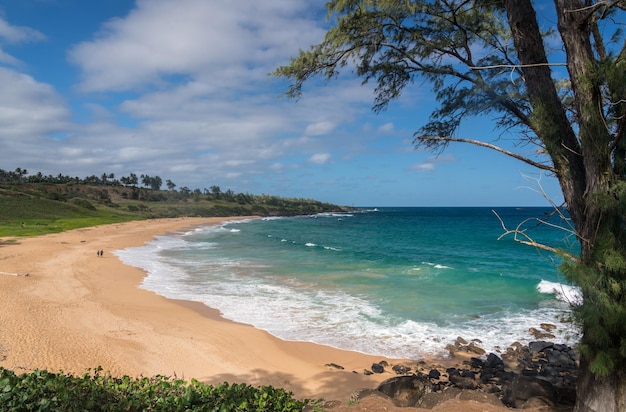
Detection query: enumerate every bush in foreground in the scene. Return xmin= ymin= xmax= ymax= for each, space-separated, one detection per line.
xmin=0 ymin=367 xmax=311 ymax=411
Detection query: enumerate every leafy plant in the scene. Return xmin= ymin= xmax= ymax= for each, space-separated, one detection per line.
xmin=0 ymin=367 xmax=311 ymax=411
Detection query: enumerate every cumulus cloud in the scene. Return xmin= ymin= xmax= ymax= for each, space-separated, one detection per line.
xmin=68 ymin=0 xmax=324 ymax=92
xmin=0 ymin=0 xmax=405 ymax=202
xmin=0 ymin=68 xmax=70 ymax=139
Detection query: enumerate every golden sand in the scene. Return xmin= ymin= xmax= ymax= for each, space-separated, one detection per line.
xmin=0 ymin=218 xmax=409 ymax=402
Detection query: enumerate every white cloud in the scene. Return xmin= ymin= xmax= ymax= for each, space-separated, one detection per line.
xmin=305 ymin=121 xmax=335 ymax=136
xmin=0 ymin=16 xmax=46 ymax=67
xmin=68 ymin=0 xmax=325 ymax=92
xmin=378 ymin=122 xmax=394 ymax=133
xmin=0 ymin=68 xmax=70 ymax=139
xmin=409 ymin=154 xmax=457 ymax=171
xmin=0 ymin=17 xmax=45 ymax=44
xmin=309 ymin=153 xmax=330 ymax=164
xmin=410 ymin=162 xmax=435 ymax=171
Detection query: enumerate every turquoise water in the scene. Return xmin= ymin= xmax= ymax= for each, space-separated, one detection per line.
xmin=115 ymin=207 xmax=580 ymax=359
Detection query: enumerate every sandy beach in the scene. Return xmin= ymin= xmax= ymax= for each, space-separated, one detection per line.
xmin=0 ymin=217 xmax=535 ymax=411
xmin=0 ymin=218 xmax=422 ymax=401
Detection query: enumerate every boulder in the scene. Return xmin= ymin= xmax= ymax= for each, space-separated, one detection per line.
xmin=376 ymin=375 xmax=434 ymax=407
xmin=449 ymin=374 xmax=479 ymax=390
xmin=502 ymin=375 xmax=556 ymax=408
xmin=371 ymin=363 xmax=385 ymax=374
xmin=529 ymin=340 xmax=554 ymax=353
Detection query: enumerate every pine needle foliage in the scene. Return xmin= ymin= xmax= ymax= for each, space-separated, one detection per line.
xmin=560 ymin=183 xmax=626 ymax=376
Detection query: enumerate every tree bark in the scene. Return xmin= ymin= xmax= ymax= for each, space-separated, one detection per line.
xmin=502 ymin=0 xmax=586 ymax=232
xmin=504 ymin=1 xmax=625 ymax=411
xmin=576 ymin=358 xmax=626 ymax=412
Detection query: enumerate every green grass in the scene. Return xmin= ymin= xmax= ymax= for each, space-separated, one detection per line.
xmin=0 ymin=184 xmax=349 ymax=237
xmin=0 ymin=190 xmax=139 ymax=236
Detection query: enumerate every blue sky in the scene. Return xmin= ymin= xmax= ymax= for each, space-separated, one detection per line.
xmin=0 ymin=0 xmax=564 ymax=207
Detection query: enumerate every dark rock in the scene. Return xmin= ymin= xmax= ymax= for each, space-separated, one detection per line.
xmin=529 ymin=340 xmax=554 ymax=353
xmin=470 ymin=357 xmax=484 ymax=369
xmin=428 ymin=369 xmax=441 ymax=379
xmin=363 ymin=369 xmax=373 ymax=375
xmin=446 ymin=367 xmax=460 ymax=377
xmin=325 ymin=362 xmax=344 ymax=369
xmin=371 ymin=363 xmax=385 ymax=374
xmin=484 ymin=352 xmax=504 ymax=369
xmin=495 ymin=370 xmax=516 ymax=382
xmin=547 ymin=350 xmax=575 ymax=367
xmin=359 ymin=340 xmax=577 ymax=410
xmin=449 ymin=374 xmax=479 ymax=390
xmin=502 ymin=375 xmax=556 ymax=408
xmin=479 ymin=372 xmax=494 ymax=383
xmin=460 ymin=370 xmax=476 ymax=379
xmin=376 ymin=375 xmax=433 ymax=407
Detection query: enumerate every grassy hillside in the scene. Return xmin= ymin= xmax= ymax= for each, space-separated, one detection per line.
xmin=0 ymin=183 xmax=348 ymax=237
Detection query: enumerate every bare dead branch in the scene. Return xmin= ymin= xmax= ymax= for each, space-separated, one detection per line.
xmin=418 ymin=136 xmax=556 ymax=172
xmin=468 ymin=62 xmax=568 ymax=70
xmin=493 ymin=210 xmax=580 ymax=264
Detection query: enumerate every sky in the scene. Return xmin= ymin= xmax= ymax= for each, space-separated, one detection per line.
xmin=0 ymin=0 xmax=565 ymax=207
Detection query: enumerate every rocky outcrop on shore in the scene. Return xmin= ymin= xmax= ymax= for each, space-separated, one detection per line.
xmin=321 ymin=338 xmax=578 ymax=410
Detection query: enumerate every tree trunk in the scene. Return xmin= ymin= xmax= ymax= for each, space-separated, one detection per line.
xmin=503 ymin=0 xmax=586 ymax=226
xmin=576 ymin=357 xmax=626 ymax=412
xmin=505 ymin=1 xmax=625 ymax=411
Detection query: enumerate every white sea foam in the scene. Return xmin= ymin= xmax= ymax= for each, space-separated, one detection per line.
xmin=305 ymin=242 xmax=317 ymax=247
xmin=115 ymin=234 xmax=580 ymax=360
xmin=537 ymin=279 xmax=582 ymax=305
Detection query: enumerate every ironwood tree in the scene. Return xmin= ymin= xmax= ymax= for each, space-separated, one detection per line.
xmin=274 ymin=1 xmax=626 ymax=410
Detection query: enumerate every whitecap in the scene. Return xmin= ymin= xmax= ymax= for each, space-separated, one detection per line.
xmin=537 ymin=279 xmax=582 ymax=305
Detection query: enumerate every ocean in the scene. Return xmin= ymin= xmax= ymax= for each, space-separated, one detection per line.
xmin=115 ymin=207 xmax=581 ymax=360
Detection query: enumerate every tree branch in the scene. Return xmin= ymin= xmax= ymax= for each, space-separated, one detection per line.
xmin=493 ymin=210 xmax=580 ymax=264
xmin=416 ymin=136 xmax=556 ymax=172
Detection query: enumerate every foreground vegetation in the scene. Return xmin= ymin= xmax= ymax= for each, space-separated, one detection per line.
xmin=0 ymin=168 xmax=349 ymax=237
xmin=0 ymin=367 xmax=312 ymax=411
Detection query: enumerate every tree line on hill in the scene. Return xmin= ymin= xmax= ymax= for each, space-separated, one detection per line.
xmin=0 ymin=167 xmax=344 ymax=214
xmin=4 ymin=167 xmax=176 ymax=192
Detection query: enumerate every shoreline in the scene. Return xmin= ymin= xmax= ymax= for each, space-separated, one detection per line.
xmin=0 ymin=217 xmax=422 ymax=402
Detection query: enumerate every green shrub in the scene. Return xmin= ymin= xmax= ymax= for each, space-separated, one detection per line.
xmin=0 ymin=367 xmax=310 ymax=411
